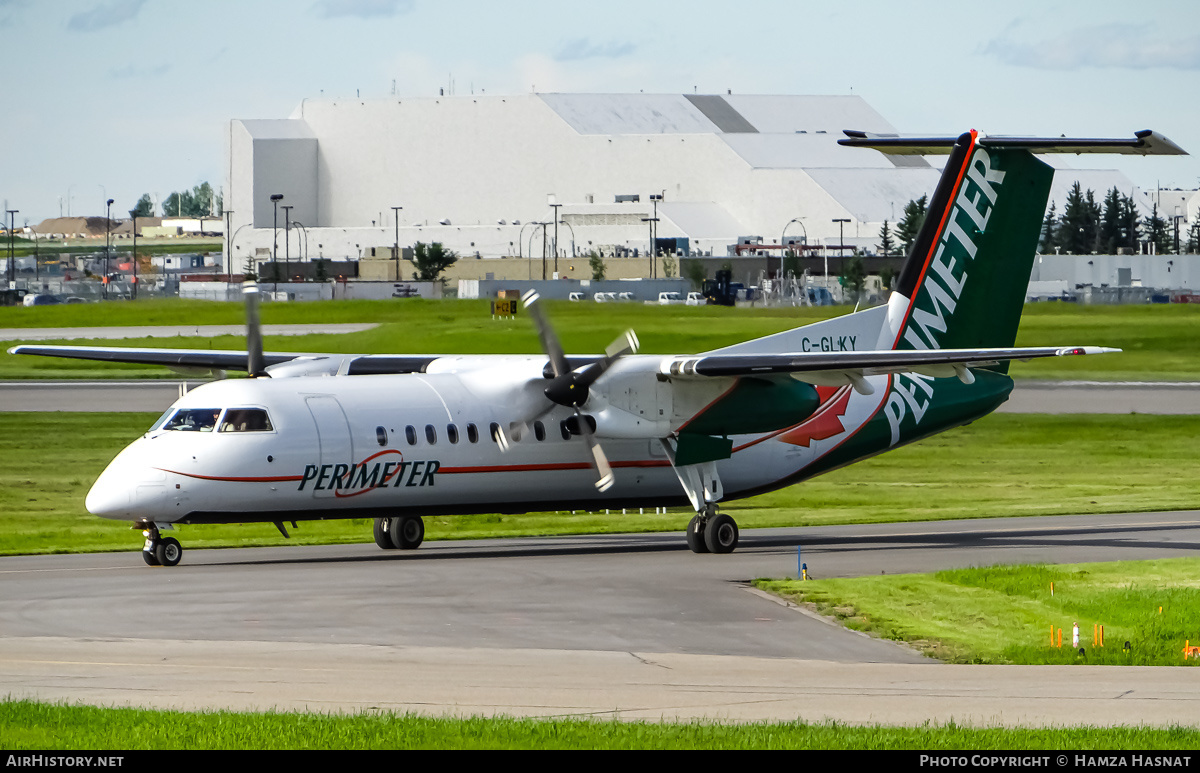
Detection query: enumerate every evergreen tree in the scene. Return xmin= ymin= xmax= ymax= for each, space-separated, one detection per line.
xmin=1098 ymin=188 xmax=1123 ymax=254
xmin=1039 ymin=202 xmax=1058 ymax=253
xmin=130 ymin=194 xmax=154 ymax=218
xmin=895 ymin=195 xmax=927 ymax=256
xmin=1147 ymin=203 xmax=1172 ymax=254
xmin=878 ymin=220 xmax=895 ymax=257
xmin=1057 ymin=182 xmax=1100 ymax=254
xmin=1084 ymin=189 xmax=1101 ymax=253
xmin=588 ymin=249 xmax=606 ymax=281
xmin=839 ymin=255 xmax=867 ymax=303
xmin=1118 ymin=193 xmax=1141 ymax=254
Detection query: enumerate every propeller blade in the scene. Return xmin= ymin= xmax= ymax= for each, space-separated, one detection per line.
xmin=605 ymin=329 xmax=640 ymax=359
xmin=243 ymin=280 xmax=268 ymax=378
xmin=576 ymin=408 xmax=614 ymax=491
xmin=522 ymin=290 xmax=568 ymax=378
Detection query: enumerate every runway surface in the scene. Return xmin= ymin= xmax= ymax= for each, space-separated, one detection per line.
xmin=2 ymin=512 xmax=1198 ymax=724
xmin=4 ymin=379 xmax=1199 ymax=413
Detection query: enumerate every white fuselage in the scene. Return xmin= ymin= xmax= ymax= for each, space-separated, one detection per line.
xmin=84 ymin=353 xmax=896 ymax=524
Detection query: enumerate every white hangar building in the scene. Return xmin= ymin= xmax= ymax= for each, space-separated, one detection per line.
xmin=225 ymin=92 xmax=1152 ymax=272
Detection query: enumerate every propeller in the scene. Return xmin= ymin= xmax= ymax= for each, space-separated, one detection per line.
xmin=243 ymin=279 xmax=269 ymax=378
xmin=500 ymin=290 xmax=638 ymax=492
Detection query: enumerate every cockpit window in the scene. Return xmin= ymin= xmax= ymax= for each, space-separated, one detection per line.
xmin=148 ymin=408 xmax=175 ymax=432
xmin=219 ymin=408 xmax=274 ymax=433
xmin=163 ymin=408 xmax=222 ymax=432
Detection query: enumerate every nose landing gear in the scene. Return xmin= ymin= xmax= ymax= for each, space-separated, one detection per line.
xmin=139 ymin=522 xmax=182 ymax=567
xmin=685 ymin=503 xmax=739 ymax=554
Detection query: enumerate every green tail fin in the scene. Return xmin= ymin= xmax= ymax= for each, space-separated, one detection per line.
xmin=887 ymin=131 xmax=1054 ymax=362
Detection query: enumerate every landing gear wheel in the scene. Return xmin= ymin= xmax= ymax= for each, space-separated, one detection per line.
xmin=373 ymin=518 xmax=397 ymax=549
xmin=703 ymin=513 xmax=739 ymax=554
xmin=685 ymin=516 xmax=709 ymax=554
xmin=142 ymin=549 xmax=161 ymax=566
xmin=389 ymin=516 xmax=425 ymax=550
xmin=154 ymin=537 xmax=182 ymax=567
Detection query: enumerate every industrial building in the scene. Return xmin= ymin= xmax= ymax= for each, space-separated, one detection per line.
xmin=225 ymin=92 xmax=1178 ymax=281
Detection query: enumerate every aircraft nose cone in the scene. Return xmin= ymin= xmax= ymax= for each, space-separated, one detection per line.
xmin=85 ymin=475 xmax=131 ymax=518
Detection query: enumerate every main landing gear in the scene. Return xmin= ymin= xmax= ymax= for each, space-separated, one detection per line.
xmin=373 ymin=515 xmax=426 ymax=551
xmin=685 ymin=503 xmax=739 ymax=554
xmin=139 ymin=522 xmax=182 ymax=567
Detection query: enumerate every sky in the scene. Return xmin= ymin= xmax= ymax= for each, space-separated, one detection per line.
xmin=2 ymin=0 xmax=1199 ymax=224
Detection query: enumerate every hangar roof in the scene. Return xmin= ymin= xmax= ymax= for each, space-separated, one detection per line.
xmin=805 ymin=167 xmax=945 ymax=222
xmin=537 ymin=93 xmax=895 ymax=139
xmin=658 ymin=202 xmax=748 ymax=240
xmin=238 ymin=119 xmax=316 ymax=139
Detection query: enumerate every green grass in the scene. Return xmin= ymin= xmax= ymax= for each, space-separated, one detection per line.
xmin=2 ymin=700 xmax=1197 ymax=749
xmin=2 ymin=412 xmax=1198 ymax=557
xmin=3 ymin=298 xmax=1200 ymax=380
xmin=757 ymin=558 xmax=1200 ymax=666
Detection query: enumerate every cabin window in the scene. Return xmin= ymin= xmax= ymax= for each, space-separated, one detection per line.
xmin=405 ymin=425 xmax=417 ymax=445
xmin=467 ymin=423 xmax=479 ymax=443
xmin=560 ymin=421 xmax=572 ymax=440
xmin=425 ymin=424 xmax=437 ymax=444
xmin=376 ymin=426 xmax=388 ymax=447
xmin=447 ymin=424 xmax=459 ymax=444
xmin=490 ymin=422 xmax=501 ymax=443
xmin=533 ymin=421 xmax=546 ymax=441
xmin=163 ymin=408 xmax=222 ymax=432
xmin=219 ymin=408 xmax=274 ymax=433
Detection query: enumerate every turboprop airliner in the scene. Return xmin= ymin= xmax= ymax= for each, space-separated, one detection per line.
xmin=10 ymin=129 xmax=1184 ymax=566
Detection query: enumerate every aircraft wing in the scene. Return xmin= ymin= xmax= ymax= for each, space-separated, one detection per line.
xmin=660 ymin=346 xmax=1118 ymax=380
xmin=6 ymin=344 xmax=305 ymax=371
xmin=5 ymin=344 xmax=444 ymax=377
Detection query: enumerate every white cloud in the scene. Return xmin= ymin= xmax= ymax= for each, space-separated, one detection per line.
xmin=554 ymin=38 xmax=637 ymax=62
xmin=313 ymin=0 xmax=414 ymax=19
xmin=986 ymin=23 xmax=1200 ymax=70
xmin=66 ymin=0 xmax=146 ymax=32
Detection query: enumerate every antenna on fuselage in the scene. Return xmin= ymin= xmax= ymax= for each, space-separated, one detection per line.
xmin=243 ymin=279 xmax=268 ymax=378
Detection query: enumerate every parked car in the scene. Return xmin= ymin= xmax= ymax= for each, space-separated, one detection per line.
xmin=657 ymin=292 xmax=683 ymax=305
xmin=685 ymin=292 xmax=703 ymax=306
xmin=23 ymin=293 xmax=62 ymax=307
xmin=568 ymin=292 xmax=584 ymax=302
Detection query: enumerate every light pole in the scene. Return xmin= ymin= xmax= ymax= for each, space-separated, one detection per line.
xmin=640 ymin=217 xmax=659 ymax=276
xmin=648 ymin=193 xmax=663 ymax=279
xmin=270 ymin=194 xmax=283 ymax=294
xmin=5 ymin=209 xmax=16 ymax=290
xmin=290 ymin=221 xmax=309 ymax=268
xmin=780 ymin=217 xmax=807 ymax=280
xmin=391 ymin=206 xmax=402 ymax=281
xmin=548 ymin=195 xmax=561 ymax=277
xmin=104 ymin=199 xmax=114 ymax=300
xmin=831 ymin=218 xmax=850 ymax=288
xmin=130 ymin=212 xmax=137 ymax=300
xmin=281 ymin=205 xmax=293 ymax=282
xmin=223 ymin=209 xmax=235 ymax=297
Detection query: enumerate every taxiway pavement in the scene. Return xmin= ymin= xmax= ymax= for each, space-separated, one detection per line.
xmin=2 ymin=512 xmax=1198 ymax=724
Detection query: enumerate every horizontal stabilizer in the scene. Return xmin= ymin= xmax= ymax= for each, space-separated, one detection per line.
xmin=660 ymin=346 xmax=1119 ymax=379
xmin=840 ymin=129 xmax=1186 ymax=156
